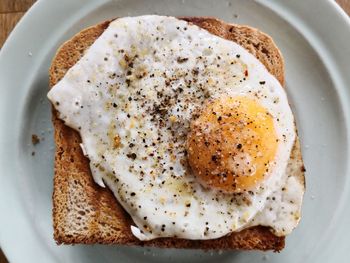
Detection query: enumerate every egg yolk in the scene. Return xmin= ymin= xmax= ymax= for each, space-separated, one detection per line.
xmin=187 ymin=96 xmax=278 ymax=193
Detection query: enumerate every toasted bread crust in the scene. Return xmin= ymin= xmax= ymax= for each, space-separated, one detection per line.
xmin=50 ymin=17 xmax=303 ymax=251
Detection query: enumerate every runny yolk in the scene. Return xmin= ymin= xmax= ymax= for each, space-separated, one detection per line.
xmin=187 ymin=96 xmax=278 ymax=193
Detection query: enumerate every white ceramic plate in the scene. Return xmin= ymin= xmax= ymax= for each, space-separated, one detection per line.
xmin=1 ymin=0 xmax=350 ymax=262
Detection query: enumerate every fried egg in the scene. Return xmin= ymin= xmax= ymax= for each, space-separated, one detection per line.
xmin=48 ymin=15 xmax=304 ymax=240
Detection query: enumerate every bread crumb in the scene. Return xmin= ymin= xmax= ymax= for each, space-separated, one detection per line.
xmin=32 ymin=134 xmax=40 ymax=145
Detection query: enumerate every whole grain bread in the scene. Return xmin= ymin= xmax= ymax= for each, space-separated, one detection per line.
xmin=49 ymin=17 xmax=304 ymax=252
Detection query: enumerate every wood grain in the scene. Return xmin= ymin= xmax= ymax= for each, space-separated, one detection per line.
xmin=0 ymin=0 xmax=349 ymax=262
xmin=0 ymin=250 xmax=7 ymax=263
xmin=337 ymin=0 xmax=350 ymax=15
xmin=0 ymin=0 xmax=36 ymax=48
xmin=0 ymin=0 xmax=36 ymax=13
xmin=0 ymin=12 xmax=26 ymax=47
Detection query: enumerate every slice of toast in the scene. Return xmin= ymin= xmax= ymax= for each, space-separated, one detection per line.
xmin=49 ymin=17 xmax=303 ymax=251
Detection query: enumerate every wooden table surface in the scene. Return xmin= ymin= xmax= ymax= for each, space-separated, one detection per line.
xmin=0 ymin=0 xmax=349 ymax=262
